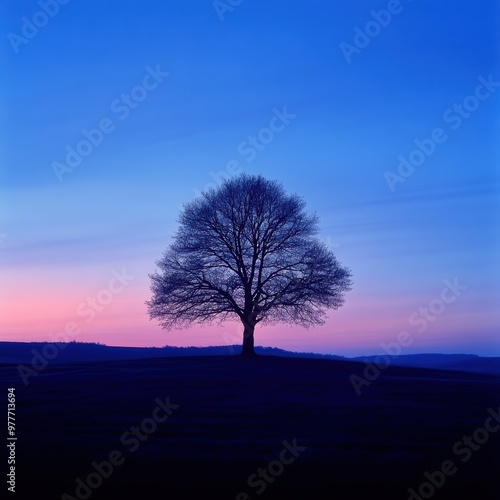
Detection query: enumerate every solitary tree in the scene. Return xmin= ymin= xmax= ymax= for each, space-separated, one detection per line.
xmin=147 ymin=174 xmax=352 ymax=356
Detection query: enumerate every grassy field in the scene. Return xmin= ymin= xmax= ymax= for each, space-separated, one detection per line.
xmin=1 ymin=355 xmax=499 ymax=499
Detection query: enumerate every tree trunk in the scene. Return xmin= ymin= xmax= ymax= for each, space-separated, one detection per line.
xmin=241 ymin=323 xmax=256 ymax=356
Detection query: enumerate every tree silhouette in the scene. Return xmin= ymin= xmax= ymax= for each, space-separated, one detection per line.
xmin=147 ymin=174 xmax=352 ymax=356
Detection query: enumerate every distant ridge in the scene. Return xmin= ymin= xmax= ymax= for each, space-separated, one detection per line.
xmin=0 ymin=341 xmax=345 ymax=364
xmin=354 ymin=353 xmax=500 ymax=375
xmin=0 ymin=342 xmax=499 ymax=375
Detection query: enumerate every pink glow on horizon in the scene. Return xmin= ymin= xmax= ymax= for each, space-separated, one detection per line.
xmin=2 ymin=268 xmax=498 ymax=356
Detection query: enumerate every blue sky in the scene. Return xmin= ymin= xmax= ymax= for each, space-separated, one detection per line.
xmin=1 ymin=0 xmax=499 ymax=356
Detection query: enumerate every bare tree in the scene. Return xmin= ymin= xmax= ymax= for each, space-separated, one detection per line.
xmin=147 ymin=174 xmax=352 ymax=356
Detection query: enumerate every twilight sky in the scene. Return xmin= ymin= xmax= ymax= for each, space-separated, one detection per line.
xmin=1 ymin=0 xmax=499 ymax=356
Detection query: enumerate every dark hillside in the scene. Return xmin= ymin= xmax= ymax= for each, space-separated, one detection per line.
xmin=1 ymin=355 xmax=498 ymax=499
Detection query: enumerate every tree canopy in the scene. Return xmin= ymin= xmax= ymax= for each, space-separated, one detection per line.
xmin=147 ymin=174 xmax=352 ymax=355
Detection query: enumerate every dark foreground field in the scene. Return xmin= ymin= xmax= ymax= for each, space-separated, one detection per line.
xmin=1 ymin=355 xmax=499 ymax=499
